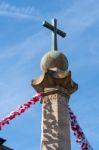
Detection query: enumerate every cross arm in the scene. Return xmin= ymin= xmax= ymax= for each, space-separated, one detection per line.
xmin=43 ymin=21 xmax=66 ymax=38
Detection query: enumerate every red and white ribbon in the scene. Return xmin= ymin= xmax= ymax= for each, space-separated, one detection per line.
xmin=0 ymin=93 xmax=42 ymax=129
xmin=0 ymin=93 xmax=93 ymax=150
xmin=68 ymin=106 xmax=93 ymax=150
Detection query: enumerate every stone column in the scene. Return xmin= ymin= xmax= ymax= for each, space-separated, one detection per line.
xmin=32 ymin=70 xmax=78 ymax=150
xmin=31 ymin=18 xmax=78 ymax=150
xmin=41 ymin=87 xmax=71 ymax=150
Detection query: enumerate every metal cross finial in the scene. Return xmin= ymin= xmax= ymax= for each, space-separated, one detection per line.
xmin=43 ymin=18 xmax=66 ymax=51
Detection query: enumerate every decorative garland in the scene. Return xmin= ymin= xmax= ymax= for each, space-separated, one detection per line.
xmin=68 ymin=106 xmax=93 ymax=150
xmin=0 ymin=93 xmax=42 ymax=129
xmin=0 ymin=93 xmax=93 ymax=149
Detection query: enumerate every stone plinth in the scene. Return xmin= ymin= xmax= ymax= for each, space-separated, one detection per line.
xmin=31 ymin=69 xmax=78 ymax=150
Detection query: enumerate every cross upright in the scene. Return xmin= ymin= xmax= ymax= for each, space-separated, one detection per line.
xmin=43 ymin=18 xmax=66 ymax=51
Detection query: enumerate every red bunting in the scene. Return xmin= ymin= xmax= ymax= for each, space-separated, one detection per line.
xmin=0 ymin=93 xmax=93 ymax=150
xmin=0 ymin=93 xmax=42 ymax=129
xmin=68 ymin=106 xmax=93 ymax=150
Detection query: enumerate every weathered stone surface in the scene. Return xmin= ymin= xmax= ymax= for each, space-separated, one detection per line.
xmin=32 ymin=68 xmax=78 ymax=150
xmin=41 ymin=89 xmax=71 ymax=150
xmin=40 ymin=51 xmax=68 ymax=72
xmin=32 ymin=18 xmax=78 ymax=150
xmin=31 ymin=69 xmax=78 ymax=95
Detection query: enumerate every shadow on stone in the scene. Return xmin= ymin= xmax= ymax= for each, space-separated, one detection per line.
xmin=42 ymin=97 xmax=58 ymax=150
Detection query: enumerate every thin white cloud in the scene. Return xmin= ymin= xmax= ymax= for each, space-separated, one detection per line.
xmin=0 ymin=1 xmax=98 ymax=149
xmin=0 ymin=31 xmax=49 ymax=117
xmin=56 ymin=0 xmax=99 ymax=35
xmin=0 ymin=30 xmax=48 ymax=61
xmin=0 ymin=2 xmax=42 ymax=20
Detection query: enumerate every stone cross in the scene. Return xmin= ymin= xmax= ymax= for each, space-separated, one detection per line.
xmin=32 ymin=18 xmax=78 ymax=150
xmin=43 ymin=18 xmax=66 ymax=51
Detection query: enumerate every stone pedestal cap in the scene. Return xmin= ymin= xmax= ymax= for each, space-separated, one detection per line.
xmin=31 ymin=70 xmax=78 ymax=96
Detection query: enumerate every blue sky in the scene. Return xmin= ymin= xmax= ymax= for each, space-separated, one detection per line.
xmin=0 ymin=0 xmax=99 ymax=149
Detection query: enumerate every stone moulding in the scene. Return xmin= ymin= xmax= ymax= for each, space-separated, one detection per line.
xmin=31 ymin=69 xmax=78 ymax=96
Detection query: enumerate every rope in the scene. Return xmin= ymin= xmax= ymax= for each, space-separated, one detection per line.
xmin=0 ymin=93 xmax=42 ymax=129
xmin=68 ymin=106 xmax=93 ymax=150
